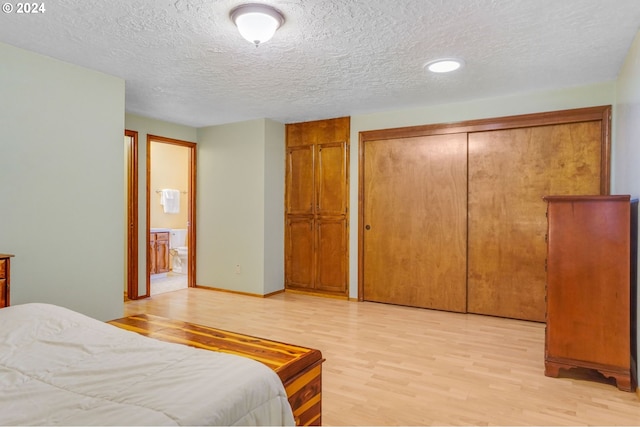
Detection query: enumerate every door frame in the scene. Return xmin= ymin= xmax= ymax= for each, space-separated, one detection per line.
xmin=125 ymin=130 xmax=139 ymax=300
xmin=146 ymin=135 xmax=197 ymax=297
xmin=357 ymin=105 xmax=611 ymax=301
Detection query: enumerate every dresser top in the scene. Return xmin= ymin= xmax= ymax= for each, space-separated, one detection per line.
xmin=543 ymin=195 xmax=631 ymax=202
xmin=0 ymin=254 xmax=14 ymax=258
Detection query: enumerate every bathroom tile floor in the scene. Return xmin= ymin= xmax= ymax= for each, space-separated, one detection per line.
xmin=150 ymin=272 xmax=187 ymax=295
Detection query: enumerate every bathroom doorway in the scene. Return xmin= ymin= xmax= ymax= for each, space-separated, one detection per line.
xmin=147 ymin=135 xmax=196 ymax=296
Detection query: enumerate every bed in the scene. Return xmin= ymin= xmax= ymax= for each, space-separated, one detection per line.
xmin=0 ymin=303 xmax=295 ymax=426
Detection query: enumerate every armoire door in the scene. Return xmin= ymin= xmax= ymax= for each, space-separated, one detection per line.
xmin=362 ymin=133 xmax=468 ymax=311
xmin=467 ymin=122 xmax=603 ymax=321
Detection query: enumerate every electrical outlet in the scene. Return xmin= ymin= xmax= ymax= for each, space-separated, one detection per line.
xmin=235 ymin=264 xmax=241 ymax=275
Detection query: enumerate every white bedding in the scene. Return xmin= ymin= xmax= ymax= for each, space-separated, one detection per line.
xmin=0 ymin=303 xmax=295 ymax=426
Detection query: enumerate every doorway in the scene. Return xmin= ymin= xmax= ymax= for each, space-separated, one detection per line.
xmin=124 ymin=130 xmax=196 ymax=300
xmin=147 ymin=135 xmax=197 ymax=297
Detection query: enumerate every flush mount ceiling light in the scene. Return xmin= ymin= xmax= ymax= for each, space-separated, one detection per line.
xmin=424 ymin=58 xmax=465 ymax=73
xmin=230 ymin=3 xmax=285 ymax=46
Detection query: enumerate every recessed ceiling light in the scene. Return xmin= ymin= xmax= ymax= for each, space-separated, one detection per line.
xmin=424 ymin=58 xmax=464 ymax=73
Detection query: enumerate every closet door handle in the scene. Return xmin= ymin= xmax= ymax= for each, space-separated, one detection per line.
xmin=365 ymin=224 xmax=371 ymax=230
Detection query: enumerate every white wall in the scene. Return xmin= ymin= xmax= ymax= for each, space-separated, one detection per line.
xmin=613 ymin=29 xmax=640 ymax=391
xmin=149 ymin=142 xmax=190 ymax=230
xmin=124 ymin=113 xmax=197 ymax=296
xmin=0 ymin=42 xmax=125 ymax=320
xmin=614 ymin=31 xmax=640 ymax=195
xmin=348 ymin=82 xmax=616 ymax=298
xmin=263 ymin=119 xmax=286 ymax=295
xmin=197 ymin=119 xmax=285 ymax=295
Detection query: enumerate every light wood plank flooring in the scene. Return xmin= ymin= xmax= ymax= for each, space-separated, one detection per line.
xmin=124 ymin=288 xmax=640 ymax=426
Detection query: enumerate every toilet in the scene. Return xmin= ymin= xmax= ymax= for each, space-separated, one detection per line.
xmin=169 ymin=229 xmax=188 ymax=274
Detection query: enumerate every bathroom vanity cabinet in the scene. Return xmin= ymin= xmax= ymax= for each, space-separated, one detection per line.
xmin=150 ymin=232 xmax=170 ymax=275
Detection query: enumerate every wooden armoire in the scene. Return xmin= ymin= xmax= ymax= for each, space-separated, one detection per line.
xmin=285 ymin=117 xmax=349 ymax=296
xmin=543 ymin=195 xmax=638 ymax=391
xmin=359 ymin=106 xmax=611 ymax=321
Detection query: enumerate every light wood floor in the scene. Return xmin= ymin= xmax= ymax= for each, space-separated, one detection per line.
xmin=124 ymin=288 xmax=640 ymax=426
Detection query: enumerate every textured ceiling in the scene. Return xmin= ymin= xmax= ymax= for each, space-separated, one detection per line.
xmin=1 ymin=0 xmax=639 ymax=127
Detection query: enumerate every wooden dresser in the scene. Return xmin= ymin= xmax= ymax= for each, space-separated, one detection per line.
xmin=543 ymin=195 xmax=637 ymax=391
xmin=0 ymin=254 xmax=14 ymax=308
xmin=109 ymin=314 xmax=324 ymax=425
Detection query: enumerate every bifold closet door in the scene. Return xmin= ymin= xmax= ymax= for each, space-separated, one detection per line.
xmin=362 ymin=133 xmax=467 ymax=311
xmin=467 ymin=122 xmax=603 ymax=322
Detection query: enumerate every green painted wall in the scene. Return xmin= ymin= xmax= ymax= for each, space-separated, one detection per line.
xmin=0 ymin=42 xmax=125 ymax=320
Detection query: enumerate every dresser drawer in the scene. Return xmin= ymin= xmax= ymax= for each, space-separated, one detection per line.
xmin=0 ymin=278 xmax=6 ymax=307
xmin=150 ymin=232 xmax=170 ymax=241
xmin=0 ymin=254 xmax=13 ymax=308
xmin=155 ymin=232 xmax=169 ymax=241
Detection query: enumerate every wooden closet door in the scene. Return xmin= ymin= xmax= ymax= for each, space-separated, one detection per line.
xmin=285 ymin=216 xmax=315 ymax=289
xmin=316 ymin=217 xmax=348 ymax=293
xmin=467 ymin=122 xmax=603 ymax=321
xmin=362 ymin=133 xmax=467 ymax=311
xmin=286 ymin=145 xmax=314 ymax=215
xmin=285 ymin=117 xmax=350 ymax=296
xmin=317 ymin=142 xmax=348 ymax=216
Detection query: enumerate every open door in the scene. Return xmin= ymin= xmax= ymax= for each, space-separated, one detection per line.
xmin=125 ymin=130 xmax=139 ymax=300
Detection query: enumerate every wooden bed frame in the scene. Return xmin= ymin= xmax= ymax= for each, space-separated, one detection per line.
xmin=108 ymin=314 xmax=324 ymax=426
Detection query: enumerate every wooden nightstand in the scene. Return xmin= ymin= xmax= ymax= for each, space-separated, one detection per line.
xmin=0 ymin=254 xmax=15 ymax=308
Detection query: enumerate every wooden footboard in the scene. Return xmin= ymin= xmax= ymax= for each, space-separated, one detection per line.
xmin=108 ymin=314 xmax=324 ymax=426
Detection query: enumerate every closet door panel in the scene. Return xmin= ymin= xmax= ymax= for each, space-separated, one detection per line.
xmin=467 ymin=122 xmax=603 ymax=321
xmin=362 ymin=133 xmax=467 ymax=311
xmin=285 ymin=217 xmax=315 ymax=290
xmin=316 ymin=218 xmax=348 ymax=293
xmin=286 ymin=146 xmax=315 ymax=215
xmin=317 ymin=142 xmax=348 ymax=216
